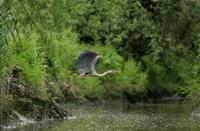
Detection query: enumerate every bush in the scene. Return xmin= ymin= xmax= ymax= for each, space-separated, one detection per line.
xmin=40 ymin=31 xmax=80 ymax=82
xmin=76 ymin=77 xmax=104 ymax=100
xmin=8 ymin=34 xmax=47 ymax=98
xmin=3 ymin=29 xmax=166 ymax=102
xmin=103 ymin=60 xmax=148 ymax=99
xmin=115 ymin=60 xmax=148 ymax=93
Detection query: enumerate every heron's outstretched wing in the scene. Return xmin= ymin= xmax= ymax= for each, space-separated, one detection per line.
xmin=91 ymin=55 xmax=101 ymax=73
xmin=76 ymin=51 xmax=100 ymax=74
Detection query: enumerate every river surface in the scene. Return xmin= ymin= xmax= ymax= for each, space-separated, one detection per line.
xmin=4 ymin=101 xmax=200 ymax=131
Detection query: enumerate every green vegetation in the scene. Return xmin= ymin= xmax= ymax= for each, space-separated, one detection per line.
xmin=1 ymin=0 xmax=200 ymax=122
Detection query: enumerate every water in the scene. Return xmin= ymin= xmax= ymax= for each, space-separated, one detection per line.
xmin=4 ymin=101 xmax=200 ymax=131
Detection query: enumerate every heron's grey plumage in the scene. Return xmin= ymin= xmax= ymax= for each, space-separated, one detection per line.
xmin=76 ymin=51 xmax=100 ymax=74
xmin=76 ymin=51 xmax=116 ymax=77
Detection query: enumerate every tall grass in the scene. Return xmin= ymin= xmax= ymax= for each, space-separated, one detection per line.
xmin=0 ymin=78 xmax=4 ymax=125
xmin=0 ymin=3 xmax=10 ymax=124
xmin=0 ymin=78 xmax=12 ymax=125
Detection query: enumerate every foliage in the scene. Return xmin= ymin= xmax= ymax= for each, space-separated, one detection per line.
xmin=76 ymin=77 xmax=104 ymax=100
xmin=7 ymin=34 xmax=48 ymax=101
xmin=0 ymin=0 xmax=10 ymax=77
xmin=115 ymin=60 xmax=148 ymax=93
xmin=0 ymin=0 xmax=200 ymax=106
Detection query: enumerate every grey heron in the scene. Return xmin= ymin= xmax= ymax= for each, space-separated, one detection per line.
xmin=76 ymin=51 xmax=117 ymax=77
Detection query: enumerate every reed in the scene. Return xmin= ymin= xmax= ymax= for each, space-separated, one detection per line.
xmin=0 ymin=78 xmax=4 ymax=125
xmin=0 ymin=77 xmax=7 ymax=125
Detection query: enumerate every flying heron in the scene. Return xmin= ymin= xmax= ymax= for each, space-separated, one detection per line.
xmin=76 ymin=51 xmax=117 ymax=77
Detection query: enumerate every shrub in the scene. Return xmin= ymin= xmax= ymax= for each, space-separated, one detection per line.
xmin=6 ymin=31 xmax=149 ymax=101
xmin=76 ymin=77 xmax=104 ymax=100
xmin=8 ymin=34 xmax=47 ymax=98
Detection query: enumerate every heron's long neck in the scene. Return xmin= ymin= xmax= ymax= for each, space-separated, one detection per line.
xmin=92 ymin=70 xmax=114 ymax=77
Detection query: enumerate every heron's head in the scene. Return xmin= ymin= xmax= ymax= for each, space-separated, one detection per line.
xmin=97 ymin=55 xmax=103 ymax=58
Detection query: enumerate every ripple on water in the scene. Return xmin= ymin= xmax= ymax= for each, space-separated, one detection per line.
xmin=7 ymin=103 xmax=200 ymax=131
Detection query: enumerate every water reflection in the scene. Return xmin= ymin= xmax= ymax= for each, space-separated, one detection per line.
xmin=6 ymin=101 xmax=200 ymax=131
